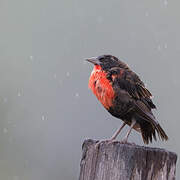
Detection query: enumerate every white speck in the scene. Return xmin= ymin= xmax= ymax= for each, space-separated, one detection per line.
xmin=29 ymin=56 xmax=33 ymax=60
xmin=53 ymin=73 xmax=57 ymax=79
xmin=3 ymin=97 xmax=8 ymax=103
xmin=17 ymin=92 xmax=21 ymax=97
xmin=66 ymin=72 xmax=70 ymax=77
xmin=164 ymin=0 xmax=168 ymax=7
xmin=41 ymin=115 xmax=46 ymax=121
xmin=75 ymin=93 xmax=79 ymax=98
xmin=157 ymin=45 xmax=161 ymax=51
xmin=145 ymin=11 xmax=149 ymax=17
xmin=164 ymin=43 xmax=168 ymax=49
xmin=3 ymin=128 xmax=8 ymax=134
xmin=97 ymin=16 xmax=103 ymax=23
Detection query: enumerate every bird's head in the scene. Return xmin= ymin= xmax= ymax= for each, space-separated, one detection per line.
xmin=86 ymin=55 xmax=120 ymax=71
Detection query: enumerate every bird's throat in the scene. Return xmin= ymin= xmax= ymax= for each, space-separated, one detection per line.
xmin=88 ymin=66 xmax=115 ymax=109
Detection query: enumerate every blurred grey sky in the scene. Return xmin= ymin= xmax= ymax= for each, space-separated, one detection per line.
xmin=0 ymin=0 xmax=179 ymax=179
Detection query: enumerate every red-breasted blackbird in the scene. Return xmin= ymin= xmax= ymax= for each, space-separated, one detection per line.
xmin=86 ymin=55 xmax=168 ymax=144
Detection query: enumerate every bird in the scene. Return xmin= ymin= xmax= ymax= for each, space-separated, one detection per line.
xmin=86 ymin=55 xmax=168 ymax=144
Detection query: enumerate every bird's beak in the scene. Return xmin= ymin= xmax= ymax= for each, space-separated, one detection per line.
xmin=86 ymin=57 xmax=100 ymax=65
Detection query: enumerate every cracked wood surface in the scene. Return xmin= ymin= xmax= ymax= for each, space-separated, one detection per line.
xmin=79 ymin=139 xmax=177 ymax=180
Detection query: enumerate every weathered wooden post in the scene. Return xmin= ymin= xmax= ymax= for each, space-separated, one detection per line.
xmin=79 ymin=139 xmax=177 ymax=180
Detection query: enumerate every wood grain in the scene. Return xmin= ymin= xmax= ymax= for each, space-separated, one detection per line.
xmin=79 ymin=139 xmax=177 ymax=180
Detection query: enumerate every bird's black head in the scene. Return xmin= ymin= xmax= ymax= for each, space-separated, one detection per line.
xmin=86 ymin=55 xmax=121 ymax=71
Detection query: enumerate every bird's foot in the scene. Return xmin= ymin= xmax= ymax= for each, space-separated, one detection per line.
xmin=95 ymin=139 xmax=118 ymax=148
xmin=120 ymin=139 xmax=136 ymax=145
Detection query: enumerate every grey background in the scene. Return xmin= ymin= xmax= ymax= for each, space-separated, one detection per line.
xmin=0 ymin=0 xmax=179 ymax=179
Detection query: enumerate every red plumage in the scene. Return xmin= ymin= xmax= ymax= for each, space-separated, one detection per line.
xmin=88 ymin=65 xmax=115 ymax=109
xmin=86 ymin=55 xmax=168 ymax=144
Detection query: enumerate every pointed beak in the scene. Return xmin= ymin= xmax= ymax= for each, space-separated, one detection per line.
xmin=86 ymin=57 xmax=100 ymax=65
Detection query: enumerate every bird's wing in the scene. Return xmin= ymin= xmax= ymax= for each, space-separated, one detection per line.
xmin=108 ymin=67 xmax=156 ymax=109
xmin=108 ymin=67 xmax=168 ymax=142
xmin=108 ymin=67 xmax=157 ymax=128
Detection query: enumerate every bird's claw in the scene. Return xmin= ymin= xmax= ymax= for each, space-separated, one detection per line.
xmin=95 ymin=139 xmax=118 ymax=148
xmin=120 ymin=139 xmax=136 ymax=145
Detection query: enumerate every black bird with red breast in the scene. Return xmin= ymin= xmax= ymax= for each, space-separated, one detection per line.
xmin=86 ymin=55 xmax=168 ymax=144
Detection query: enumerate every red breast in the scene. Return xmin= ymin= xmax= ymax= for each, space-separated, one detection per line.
xmin=88 ymin=65 xmax=115 ymax=109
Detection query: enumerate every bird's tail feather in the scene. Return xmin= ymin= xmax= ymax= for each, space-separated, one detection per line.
xmin=134 ymin=102 xmax=168 ymax=143
xmin=155 ymin=123 xmax=168 ymax=141
xmin=139 ymin=117 xmax=168 ymax=144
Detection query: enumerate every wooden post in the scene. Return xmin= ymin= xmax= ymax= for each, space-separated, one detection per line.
xmin=79 ymin=139 xmax=177 ymax=180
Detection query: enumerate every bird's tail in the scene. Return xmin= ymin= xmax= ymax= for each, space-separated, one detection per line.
xmin=140 ymin=119 xmax=168 ymax=144
xmin=155 ymin=123 xmax=168 ymax=141
xmin=134 ymin=102 xmax=168 ymax=144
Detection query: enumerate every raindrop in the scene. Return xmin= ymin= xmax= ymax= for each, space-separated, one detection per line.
xmin=145 ymin=11 xmax=149 ymax=17
xmin=42 ymin=115 xmax=46 ymax=121
xmin=3 ymin=128 xmax=8 ymax=134
xmin=29 ymin=56 xmax=33 ymax=61
xmin=75 ymin=93 xmax=79 ymax=98
xmin=157 ymin=45 xmax=161 ymax=51
xmin=164 ymin=0 xmax=168 ymax=7
xmin=66 ymin=72 xmax=70 ymax=77
xmin=164 ymin=43 xmax=168 ymax=49
xmin=17 ymin=92 xmax=21 ymax=97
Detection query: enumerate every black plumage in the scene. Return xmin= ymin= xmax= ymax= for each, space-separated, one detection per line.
xmin=87 ymin=55 xmax=168 ymax=144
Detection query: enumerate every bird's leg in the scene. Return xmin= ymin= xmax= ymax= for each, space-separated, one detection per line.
xmin=110 ymin=122 xmax=126 ymax=141
xmin=95 ymin=122 xmax=126 ymax=148
xmin=121 ymin=119 xmax=136 ymax=144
